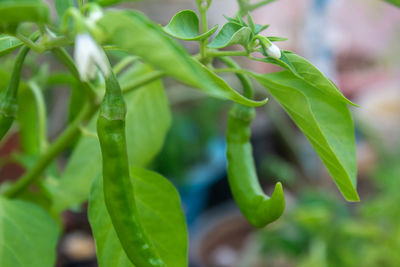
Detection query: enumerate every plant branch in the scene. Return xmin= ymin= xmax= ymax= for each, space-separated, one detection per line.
xmin=113 ymin=56 xmax=140 ymax=75
xmin=217 ymin=57 xmax=254 ymax=99
xmin=14 ymin=33 xmax=43 ymax=53
xmin=2 ymin=70 xmax=165 ymax=198
xmin=122 ymin=71 xmax=165 ymax=94
xmin=237 ymin=0 xmax=276 ymax=16
xmin=51 ymin=47 xmax=100 ymax=103
xmin=197 ymin=0 xmax=209 ymax=61
xmin=249 ymin=0 xmax=276 ymax=12
xmin=207 ymin=50 xmax=249 ymax=57
xmin=213 ymin=67 xmax=253 ymax=76
xmin=3 ymin=103 xmax=97 ymax=198
xmin=14 ymin=32 xmax=72 ymax=53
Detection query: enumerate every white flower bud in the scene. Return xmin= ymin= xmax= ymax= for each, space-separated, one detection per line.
xmin=88 ymin=9 xmax=103 ymax=23
xmin=265 ymin=43 xmax=281 ymax=59
xmin=74 ymin=33 xmax=110 ymax=81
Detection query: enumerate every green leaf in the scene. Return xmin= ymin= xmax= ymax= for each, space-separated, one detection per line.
xmin=89 ymin=167 xmax=188 ymax=267
xmin=17 ymin=84 xmax=42 ymax=155
xmin=192 ymin=59 xmax=267 ymax=105
xmin=384 ymin=0 xmax=400 ymax=7
xmin=0 ymin=35 xmax=22 ymax=56
xmin=0 ymin=197 xmax=59 ymax=267
xmin=99 ymin=10 xmax=264 ymax=107
xmin=48 ymin=64 xmax=171 ymax=213
xmin=46 ymin=124 xmax=101 ymax=213
xmin=267 ymin=36 xmax=288 ymax=42
xmin=90 ymin=0 xmax=142 ymax=7
xmin=0 ymin=0 xmax=50 ymax=32
xmin=208 ymin=23 xmax=252 ymax=49
xmin=122 ymin=64 xmax=172 ymax=167
xmin=247 ymin=12 xmax=256 ymax=32
xmin=264 ymin=51 xmax=356 ymax=106
xmin=163 ymin=10 xmax=218 ymax=41
xmin=254 ymin=24 xmax=269 ymax=34
xmin=248 ymin=70 xmax=359 ymax=201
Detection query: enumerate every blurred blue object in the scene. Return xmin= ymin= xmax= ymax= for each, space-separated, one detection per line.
xmin=177 ymin=138 xmax=227 ymax=227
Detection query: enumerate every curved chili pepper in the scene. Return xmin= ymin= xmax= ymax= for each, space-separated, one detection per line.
xmin=97 ymin=71 xmax=165 ymax=267
xmin=226 ymin=103 xmax=285 ymax=228
xmin=0 ymin=45 xmax=31 ymax=141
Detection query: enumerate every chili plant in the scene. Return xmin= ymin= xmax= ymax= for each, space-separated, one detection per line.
xmin=0 ymin=0 xmax=359 ymax=266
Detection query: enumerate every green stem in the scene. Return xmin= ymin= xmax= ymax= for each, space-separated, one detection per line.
xmin=213 ymin=67 xmax=252 ymax=76
xmin=237 ymin=0 xmax=250 ymax=15
xmin=51 ymin=47 xmax=99 ymax=102
xmin=4 ymin=103 xmax=97 ymax=198
xmin=44 ymin=36 xmax=73 ymax=50
xmin=237 ymin=0 xmax=275 ymax=16
xmin=122 ymin=71 xmax=165 ymax=94
xmin=248 ymin=0 xmax=276 ymax=12
xmin=113 ymin=56 xmax=140 ymax=75
xmin=198 ymin=1 xmax=209 ymax=61
xmin=3 ymin=71 xmax=164 ymax=198
xmin=62 ymin=7 xmax=86 ymax=34
xmin=14 ymin=33 xmax=43 ymax=53
xmin=218 ymin=57 xmax=254 ymax=99
xmin=207 ymin=50 xmax=249 ymax=57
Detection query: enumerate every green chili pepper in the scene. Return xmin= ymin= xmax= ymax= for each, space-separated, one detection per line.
xmin=0 ymin=45 xmax=31 ymax=141
xmin=97 ymin=71 xmax=165 ymax=267
xmin=226 ymin=103 xmax=285 ymax=228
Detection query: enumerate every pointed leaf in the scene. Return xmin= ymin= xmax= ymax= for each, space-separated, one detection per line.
xmin=267 ymin=36 xmax=288 ymax=42
xmin=254 ymin=24 xmax=269 ymax=34
xmin=247 ymin=13 xmax=256 ymax=33
xmin=192 ymin=58 xmax=267 ymax=105
xmin=208 ymin=23 xmax=252 ymax=49
xmin=264 ymin=51 xmax=356 ymax=106
xmin=0 ymin=197 xmax=59 ymax=267
xmin=248 ymin=70 xmax=359 ymax=201
xmin=383 ymin=0 xmax=400 ymax=7
xmin=163 ymin=10 xmax=218 ymax=41
xmin=99 ymin=10 xmax=264 ymax=107
xmin=0 ymin=0 xmax=50 ymax=32
xmin=0 ymin=35 xmax=22 ymax=56
xmin=223 ymin=15 xmax=241 ymax=24
xmin=88 ymin=168 xmax=188 ymax=267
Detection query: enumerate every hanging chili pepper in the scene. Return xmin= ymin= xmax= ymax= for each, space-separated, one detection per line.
xmin=97 ymin=71 xmax=165 ymax=267
xmin=0 ymin=33 xmax=39 ymax=142
xmin=226 ymin=104 xmax=285 ymax=228
xmin=0 ymin=45 xmax=31 ymax=141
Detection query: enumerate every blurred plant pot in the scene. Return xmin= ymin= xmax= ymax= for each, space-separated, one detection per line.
xmin=0 ymin=134 xmax=25 ymax=184
xmin=189 ymin=202 xmax=254 ymax=267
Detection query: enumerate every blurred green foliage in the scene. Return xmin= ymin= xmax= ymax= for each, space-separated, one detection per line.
xmin=243 ymin=145 xmax=400 ymax=267
xmin=151 ymin=97 xmax=228 ymax=183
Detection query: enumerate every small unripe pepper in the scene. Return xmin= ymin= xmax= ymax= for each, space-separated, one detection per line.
xmin=226 ymin=104 xmax=285 ymax=228
xmin=0 ymin=44 xmax=31 ymax=141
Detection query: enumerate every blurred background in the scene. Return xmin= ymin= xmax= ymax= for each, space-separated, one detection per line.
xmin=1 ymin=0 xmax=400 ymax=266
